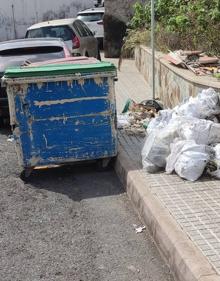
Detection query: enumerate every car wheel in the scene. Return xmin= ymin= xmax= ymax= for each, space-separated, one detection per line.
xmin=96 ymin=157 xmax=114 ymax=171
xmin=20 ymin=167 xmax=33 ymax=182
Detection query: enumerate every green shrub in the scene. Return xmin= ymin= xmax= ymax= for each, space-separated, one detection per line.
xmin=130 ymin=2 xmax=151 ymax=29
xmin=124 ymin=0 xmax=220 ymax=55
xmin=119 ymin=29 xmax=150 ymax=69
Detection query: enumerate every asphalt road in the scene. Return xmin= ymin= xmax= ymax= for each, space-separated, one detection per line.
xmin=0 ymin=129 xmax=174 ymax=281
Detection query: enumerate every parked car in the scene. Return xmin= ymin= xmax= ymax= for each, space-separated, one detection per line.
xmin=77 ymin=7 xmax=104 ymax=48
xmin=26 ymin=18 xmax=100 ymax=59
xmin=0 ymin=38 xmax=71 ymax=125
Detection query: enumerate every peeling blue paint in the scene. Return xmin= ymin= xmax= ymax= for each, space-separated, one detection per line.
xmin=8 ymin=74 xmax=117 ymax=168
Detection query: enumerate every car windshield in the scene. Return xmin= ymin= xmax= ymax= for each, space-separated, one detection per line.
xmin=77 ymin=13 xmax=103 ymax=22
xmin=0 ymin=46 xmax=63 ymax=56
xmin=0 ymin=46 xmax=65 ymax=62
xmin=26 ymin=25 xmax=74 ymax=41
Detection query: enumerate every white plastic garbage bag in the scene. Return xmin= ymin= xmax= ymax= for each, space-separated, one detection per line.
xmin=147 ymin=109 xmax=173 ymax=135
xmin=142 ymin=88 xmax=220 ymax=180
xmin=172 ymin=141 xmax=210 ymax=181
xmin=173 ymin=88 xmax=220 ymax=119
xmin=198 ymin=88 xmax=220 ymax=117
xmin=142 ymin=129 xmax=170 ymax=168
xmin=179 ymin=118 xmax=220 ymax=145
xmin=208 ymin=144 xmax=220 ymax=179
xmin=178 ymin=118 xmax=211 ymax=144
xmin=142 ymin=117 xmax=183 ymax=169
xmin=213 ymin=144 xmax=220 ymax=160
xmin=209 ymin=124 xmax=220 ymax=144
xmin=166 ymin=139 xmax=186 ymax=174
xmin=172 ymin=99 xmax=198 ymax=118
xmin=117 ymin=113 xmax=132 ymax=129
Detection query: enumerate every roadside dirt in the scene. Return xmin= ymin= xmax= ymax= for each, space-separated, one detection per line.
xmin=0 ymin=128 xmax=173 ymax=281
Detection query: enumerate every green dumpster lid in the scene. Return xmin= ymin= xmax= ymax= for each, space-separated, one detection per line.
xmin=4 ymin=62 xmax=116 ymax=78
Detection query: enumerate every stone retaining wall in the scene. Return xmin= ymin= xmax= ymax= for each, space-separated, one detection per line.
xmin=135 ymin=45 xmax=220 ymax=108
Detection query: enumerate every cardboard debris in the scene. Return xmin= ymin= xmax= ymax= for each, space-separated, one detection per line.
xmin=164 ymin=50 xmax=220 ymax=77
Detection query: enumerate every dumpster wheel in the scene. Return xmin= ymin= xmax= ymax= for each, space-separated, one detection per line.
xmin=20 ymin=167 xmax=33 ymax=181
xmin=96 ymin=157 xmax=114 ymax=171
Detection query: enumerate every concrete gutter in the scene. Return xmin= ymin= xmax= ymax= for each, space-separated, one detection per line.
xmin=114 ymin=145 xmax=220 ymax=281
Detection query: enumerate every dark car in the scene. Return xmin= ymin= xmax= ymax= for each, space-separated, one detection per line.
xmin=0 ymin=38 xmax=71 ymax=125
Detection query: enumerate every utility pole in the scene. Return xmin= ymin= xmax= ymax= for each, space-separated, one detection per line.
xmin=11 ymin=4 xmax=17 ymax=39
xmin=36 ymin=11 xmax=39 ymax=22
xmin=34 ymin=0 xmax=39 ymax=22
xmin=151 ymin=0 xmax=155 ymax=100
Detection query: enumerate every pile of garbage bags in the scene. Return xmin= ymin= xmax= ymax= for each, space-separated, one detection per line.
xmin=142 ymin=88 xmax=220 ymax=181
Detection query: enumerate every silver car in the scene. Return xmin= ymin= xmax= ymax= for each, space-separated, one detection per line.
xmin=26 ymin=18 xmax=100 ymax=59
xmin=77 ymin=7 xmax=104 ymax=48
xmin=0 ymin=38 xmax=72 ymax=125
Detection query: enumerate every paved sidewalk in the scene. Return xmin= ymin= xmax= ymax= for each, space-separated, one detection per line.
xmin=107 ymin=56 xmax=220 ymax=280
xmin=108 ymin=58 xmax=151 ymax=112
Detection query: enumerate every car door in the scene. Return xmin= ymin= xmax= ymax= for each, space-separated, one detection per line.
xmin=74 ymin=20 xmax=98 ymax=58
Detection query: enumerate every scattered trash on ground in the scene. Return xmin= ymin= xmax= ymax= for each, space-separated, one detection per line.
xmin=117 ymin=99 xmax=163 ymax=136
xmin=135 ymin=226 xmax=146 ymax=234
xmin=142 ymin=88 xmax=220 ymax=181
xmin=133 ymin=224 xmax=146 ymax=234
xmin=7 ymin=135 xmax=14 ymax=142
xmin=127 ymin=265 xmax=140 ymax=273
xmin=164 ymin=50 xmax=220 ymax=77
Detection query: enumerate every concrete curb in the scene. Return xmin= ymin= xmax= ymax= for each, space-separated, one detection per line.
xmin=114 ymin=146 xmax=220 ymax=281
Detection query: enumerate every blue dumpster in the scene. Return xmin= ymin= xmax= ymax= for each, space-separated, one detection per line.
xmin=4 ymin=60 xmax=117 ymax=176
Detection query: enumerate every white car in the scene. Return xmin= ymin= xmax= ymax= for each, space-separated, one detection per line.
xmin=77 ymin=7 xmax=104 ymax=48
xmin=26 ymin=18 xmax=100 ymax=59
